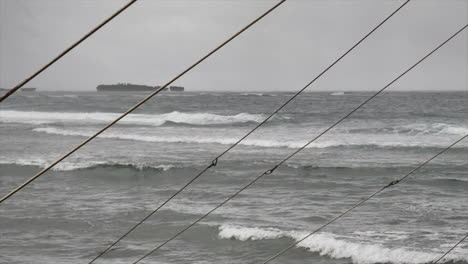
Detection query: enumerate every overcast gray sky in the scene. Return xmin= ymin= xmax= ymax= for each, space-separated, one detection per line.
xmin=0 ymin=0 xmax=466 ymax=92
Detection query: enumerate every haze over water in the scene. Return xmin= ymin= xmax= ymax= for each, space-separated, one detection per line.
xmin=0 ymin=91 xmax=467 ymax=263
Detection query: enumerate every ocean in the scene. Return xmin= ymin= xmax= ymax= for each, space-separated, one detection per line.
xmin=0 ymin=91 xmax=467 ymax=264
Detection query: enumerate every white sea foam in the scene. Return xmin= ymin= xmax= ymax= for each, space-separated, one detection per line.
xmin=31 ymin=127 xmax=338 ymax=148
xmin=240 ymin=93 xmax=277 ymax=97
xmin=0 ymin=157 xmax=177 ymax=172
xmin=32 ymin=127 xmax=466 ymax=149
xmin=0 ymin=110 xmax=265 ymax=126
xmin=0 ymin=157 xmax=103 ymax=171
xmin=218 ymin=225 xmax=467 ymax=264
xmin=390 ymin=123 xmax=468 ymax=136
xmin=46 ymin=94 xmax=78 ymax=98
xmin=219 ymin=225 xmax=285 ymax=241
xmin=330 ymin=92 xmax=345 ymax=96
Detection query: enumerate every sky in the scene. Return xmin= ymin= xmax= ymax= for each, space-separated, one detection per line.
xmin=0 ymin=0 xmax=466 ymax=92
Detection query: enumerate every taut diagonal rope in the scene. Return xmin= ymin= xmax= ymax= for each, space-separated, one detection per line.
xmin=0 ymin=0 xmax=138 ymax=103
xmin=263 ymin=134 xmax=467 ymax=263
xmin=128 ymin=15 xmax=467 ymax=264
xmin=0 ymin=0 xmax=286 ymax=206
xmin=434 ymin=232 xmax=468 ymax=263
xmin=88 ymin=1 xmax=410 ymax=262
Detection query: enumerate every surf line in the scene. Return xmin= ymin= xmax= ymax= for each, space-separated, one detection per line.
xmin=127 ymin=19 xmax=468 ymax=264
xmin=0 ymin=0 xmax=287 ymax=206
xmin=88 ymin=1 xmax=411 ymax=262
xmin=263 ymin=134 xmax=467 ymax=264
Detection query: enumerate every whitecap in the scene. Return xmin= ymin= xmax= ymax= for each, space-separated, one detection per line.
xmin=31 ymin=127 xmax=467 ymax=149
xmin=330 ymin=92 xmax=345 ymax=96
xmin=217 ymin=224 xmax=467 ymax=264
xmin=0 ymin=157 xmax=177 ymax=172
xmin=0 ymin=110 xmax=265 ymax=126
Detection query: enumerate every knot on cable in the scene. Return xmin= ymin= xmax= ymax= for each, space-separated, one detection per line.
xmin=264 ymin=165 xmax=278 ymax=175
xmin=208 ymin=158 xmax=218 ymax=168
xmin=386 ymin=179 xmax=400 ymax=188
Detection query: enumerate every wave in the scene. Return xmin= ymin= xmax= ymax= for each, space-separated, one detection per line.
xmin=330 ymin=92 xmax=345 ymax=96
xmin=46 ymin=94 xmax=78 ymax=98
xmin=423 ymin=178 xmax=468 ymax=188
xmin=349 ymin=123 xmax=468 ymax=136
xmin=239 ymin=93 xmax=277 ymax=97
xmin=0 ymin=158 xmax=177 ymax=172
xmin=32 ymin=127 xmax=467 ymax=149
xmin=30 ymin=127 xmax=359 ymax=148
xmin=0 ymin=110 xmax=265 ymax=126
xmin=218 ymin=224 xmax=467 ymax=264
xmin=33 ymin=127 xmax=321 ymax=148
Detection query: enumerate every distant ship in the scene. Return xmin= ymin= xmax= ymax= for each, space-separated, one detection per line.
xmin=169 ymin=86 xmax=184 ymax=92
xmin=96 ymin=83 xmax=184 ymax=92
xmin=21 ymin=88 xmax=36 ymax=92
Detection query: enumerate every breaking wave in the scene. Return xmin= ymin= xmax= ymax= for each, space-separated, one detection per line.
xmin=0 ymin=158 xmax=177 ymax=172
xmin=330 ymin=91 xmax=345 ymax=96
xmin=349 ymin=123 xmax=468 ymax=136
xmin=239 ymin=93 xmax=278 ymax=97
xmin=0 ymin=110 xmax=265 ymax=126
xmin=218 ymin=225 xmax=468 ymax=264
xmin=32 ymin=127 xmax=466 ymax=149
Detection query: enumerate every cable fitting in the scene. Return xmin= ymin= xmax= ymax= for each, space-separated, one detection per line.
xmin=264 ymin=165 xmax=278 ymax=175
xmin=208 ymin=158 xmax=218 ymax=168
xmin=386 ymin=179 xmax=400 ymax=188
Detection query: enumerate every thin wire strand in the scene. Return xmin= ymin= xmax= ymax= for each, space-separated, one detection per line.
xmin=0 ymin=0 xmax=138 ymax=103
xmin=0 ymin=0 xmax=287 ymax=206
xmin=130 ymin=18 xmax=468 ymax=264
xmin=215 ymin=0 xmax=411 ymax=159
xmin=434 ymin=232 xmax=468 ymax=264
xmin=263 ymin=134 xmax=467 ymax=264
xmin=88 ymin=2 xmax=410 ymax=262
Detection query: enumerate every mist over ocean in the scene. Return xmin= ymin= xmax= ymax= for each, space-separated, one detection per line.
xmin=0 ymin=91 xmax=467 ymax=264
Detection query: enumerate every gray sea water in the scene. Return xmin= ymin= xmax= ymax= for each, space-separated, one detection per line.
xmin=0 ymin=91 xmax=467 ymax=264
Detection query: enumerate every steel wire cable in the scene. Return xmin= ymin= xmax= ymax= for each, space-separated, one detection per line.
xmin=0 ymin=0 xmax=286 ymax=205
xmin=128 ymin=19 xmax=468 ymax=264
xmin=88 ymin=1 xmax=410 ymax=262
xmin=263 ymin=134 xmax=467 ymax=263
xmin=434 ymin=232 xmax=468 ymax=263
xmin=0 ymin=0 xmax=138 ymax=103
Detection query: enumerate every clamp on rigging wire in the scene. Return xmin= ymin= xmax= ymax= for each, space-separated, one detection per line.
xmin=131 ymin=23 xmax=468 ymax=263
xmin=208 ymin=158 xmax=218 ymax=168
xmin=0 ymin=0 xmax=288 ymax=206
xmin=264 ymin=165 xmax=279 ymax=175
xmin=385 ymin=179 xmax=400 ymax=188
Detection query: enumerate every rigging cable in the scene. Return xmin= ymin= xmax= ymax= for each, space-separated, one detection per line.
xmin=0 ymin=0 xmax=138 ymax=103
xmin=262 ymin=134 xmax=467 ymax=263
xmin=434 ymin=232 xmax=468 ymax=263
xmin=0 ymin=0 xmax=287 ymax=205
xmin=88 ymin=1 xmax=410 ymax=262
xmin=128 ymin=20 xmax=468 ymax=264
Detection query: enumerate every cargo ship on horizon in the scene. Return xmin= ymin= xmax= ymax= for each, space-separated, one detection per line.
xmin=96 ymin=83 xmax=184 ymax=92
xmin=21 ymin=88 xmax=37 ymax=92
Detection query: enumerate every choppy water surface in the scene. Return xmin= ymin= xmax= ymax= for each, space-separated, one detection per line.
xmin=0 ymin=91 xmax=467 ymax=264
